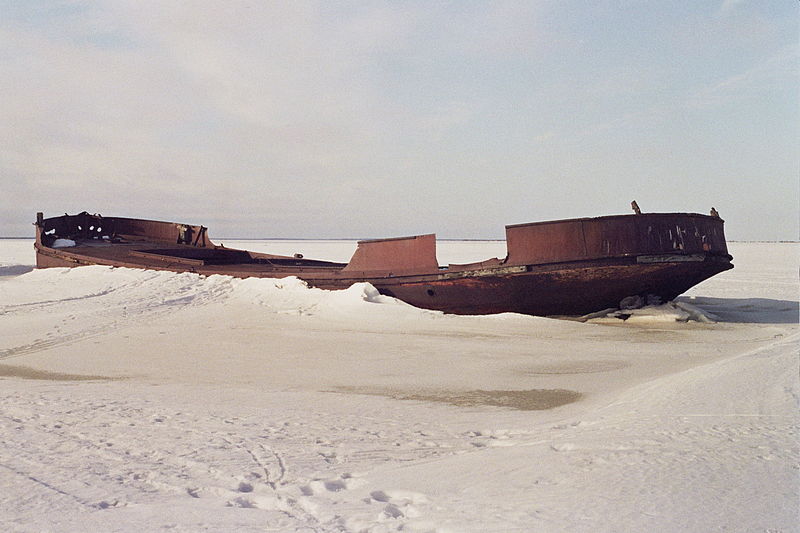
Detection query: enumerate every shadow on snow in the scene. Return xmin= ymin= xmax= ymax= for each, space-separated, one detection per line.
xmin=677 ymin=296 xmax=799 ymax=324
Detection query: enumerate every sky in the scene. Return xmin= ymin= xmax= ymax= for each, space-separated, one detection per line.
xmin=1 ymin=0 xmax=797 ymax=240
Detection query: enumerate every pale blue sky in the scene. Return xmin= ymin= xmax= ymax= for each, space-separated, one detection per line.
xmin=1 ymin=1 xmax=797 ymax=239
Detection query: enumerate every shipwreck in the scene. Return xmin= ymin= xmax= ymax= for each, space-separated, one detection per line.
xmin=34 ymin=207 xmax=733 ymax=317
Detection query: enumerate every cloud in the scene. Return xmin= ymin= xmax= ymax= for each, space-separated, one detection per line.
xmin=717 ymin=0 xmax=748 ymax=17
xmin=1 ymin=4 xmax=387 ymax=201
xmin=688 ymin=45 xmax=798 ymax=109
xmin=1 ymin=2 xmax=549 ymax=195
xmin=1 ymin=1 xmax=797 ymax=239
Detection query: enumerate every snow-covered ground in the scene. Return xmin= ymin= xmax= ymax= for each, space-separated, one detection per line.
xmin=0 ymin=240 xmax=797 ymax=533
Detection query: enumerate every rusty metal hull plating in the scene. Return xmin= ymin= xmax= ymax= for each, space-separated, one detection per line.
xmin=33 ymin=211 xmax=733 ymax=317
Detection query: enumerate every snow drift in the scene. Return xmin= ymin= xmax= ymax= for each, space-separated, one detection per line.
xmin=0 ymin=241 xmax=797 ymax=533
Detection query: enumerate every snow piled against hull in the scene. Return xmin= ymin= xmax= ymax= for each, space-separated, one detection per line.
xmin=0 ymin=241 xmax=797 ymax=533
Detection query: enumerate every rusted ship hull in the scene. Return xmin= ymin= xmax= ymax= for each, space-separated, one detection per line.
xmin=34 ymin=211 xmax=733 ymax=317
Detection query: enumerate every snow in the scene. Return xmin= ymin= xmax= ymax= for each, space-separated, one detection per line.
xmin=51 ymin=238 xmax=76 ymax=248
xmin=0 ymin=240 xmax=797 ymax=532
xmin=587 ymin=301 xmax=719 ymax=324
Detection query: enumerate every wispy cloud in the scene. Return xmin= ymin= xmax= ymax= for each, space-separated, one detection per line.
xmin=688 ymin=45 xmax=798 ymax=109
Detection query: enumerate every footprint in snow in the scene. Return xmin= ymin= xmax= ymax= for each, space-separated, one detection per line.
xmin=370 ymin=489 xmax=428 ymax=505
xmin=300 ymin=473 xmax=365 ymax=496
xmin=369 ymin=490 xmax=429 ymax=522
xmin=227 ymin=494 xmax=284 ymax=510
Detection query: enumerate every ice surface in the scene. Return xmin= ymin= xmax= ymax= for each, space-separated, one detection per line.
xmin=0 ymin=240 xmax=797 ymax=532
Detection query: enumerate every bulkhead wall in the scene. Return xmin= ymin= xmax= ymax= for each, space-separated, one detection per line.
xmin=504 ymin=213 xmax=728 ymax=266
xmin=37 ymin=213 xmax=212 ymax=248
